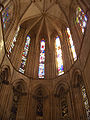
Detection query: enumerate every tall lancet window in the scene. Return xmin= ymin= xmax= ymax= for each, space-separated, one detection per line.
xmin=2 ymin=2 xmax=13 ymax=30
xmin=8 ymin=26 xmax=20 ymax=58
xmin=66 ymin=28 xmax=77 ymax=61
xmin=55 ymin=36 xmax=64 ymax=76
xmin=19 ymin=35 xmax=31 ymax=74
xmin=2 ymin=7 xmax=9 ymax=28
xmin=76 ymin=7 xmax=87 ymax=34
xmin=38 ymin=39 xmax=45 ymax=78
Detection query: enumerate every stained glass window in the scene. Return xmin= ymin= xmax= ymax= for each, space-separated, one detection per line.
xmin=81 ymin=85 xmax=90 ymax=120
xmin=2 ymin=7 xmax=9 ymax=28
xmin=2 ymin=2 xmax=13 ymax=30
xmin=76 ymin=7 xmax=87 ymax=34
xmin=38 ymin=39 xmax=45 ymax=78
xmin=19 ymin=35 xmax=31 ymax=74
xmin=8 ymin=26 xmax=20 ymax=58
xmin=55 ymin=36 xmax=64 ymax=76
xmin=66 ymin=28 xmax=77 ymax=61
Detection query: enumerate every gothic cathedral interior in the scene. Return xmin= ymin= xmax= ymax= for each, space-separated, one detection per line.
xmin=0 ymin=0 xmax=90 ymax=120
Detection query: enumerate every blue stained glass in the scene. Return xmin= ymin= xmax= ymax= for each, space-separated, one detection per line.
xmin=2 ymin=7 xmax=9 ymax=28
xmin=38 ymin=64 xmax=45 ymax=78
xmin=38 ymin=39 xmax=45 ymax=78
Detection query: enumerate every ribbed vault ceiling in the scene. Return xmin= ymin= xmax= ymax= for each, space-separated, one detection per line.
xmin=19 ymin=0 xmax=72 ymax=36
xmin=6 ymin=0 xmax=74 ymax=79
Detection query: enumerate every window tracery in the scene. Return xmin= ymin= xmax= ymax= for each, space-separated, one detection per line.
xmin=55 ymin=86 xmax=71 ymax=120
xmin=73 ymin=73 xmax=90 ymax=120
xmin=75 ymin=7 xmax=87 ymax=34
xmin=77 ymin=74 xmax=90 ymax=120
xmin=61 ymin=97 xmax=68 ymax=118
xmin=81 ymin=84 xmax=90 ymax=120
xmin=60 ymin=88 xmax=69 ymax=119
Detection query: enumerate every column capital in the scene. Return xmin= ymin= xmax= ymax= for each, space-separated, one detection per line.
xmin=0 ymin=4 xmax=4 ymax=13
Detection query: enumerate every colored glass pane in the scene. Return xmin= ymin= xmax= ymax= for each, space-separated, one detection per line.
xmin=19 ymin=35 xmax=31 ymax=74
xmin=76 ymin=7 xmax=87 ymax=34
xmin=56 ymin=36 xmax=64 ymax=75
xmin=2 ymin=2 xmax=13 ymax=29
xmin=2 ymin=7 xmax=9 ymax=28
xmin=8 ymin=26 xmax=20 ymax=57
xmin=67 ymin=28 xmax=77 ymax=61
xmin=38 ymin=40 xmax=45 ymax=78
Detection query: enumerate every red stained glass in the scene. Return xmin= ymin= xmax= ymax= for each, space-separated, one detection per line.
xmin=38 ymin=40 xmax=45 ymax=78
xmin=56 ymin=36 xmax=64 ymax=76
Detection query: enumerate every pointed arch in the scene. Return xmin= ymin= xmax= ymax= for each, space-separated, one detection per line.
xmin=32 ymin=84 xmax=49 ymax=97
xmin=12 ymin=79 xmax=28 ymax=94
xmin=71 ymin=69 xmax=90 ymax=120
xmin=54 ymin=81 xmax=72 ymax=120
xmin=54 ymin=81 xmax=69 ymax=97
xmin=9 ymin=79 xmax=27 ymax=120
xmin=31 ymin=84 xmax=50 ymax=120
xmin=71 ymin=68 xmax=82 ymax=87
xmin=0 ymin=65 xmax=11 ymax=85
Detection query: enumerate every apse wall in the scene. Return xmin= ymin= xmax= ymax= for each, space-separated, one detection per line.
xmin=0 ymin=0 xmax=90 ymax=119
xmin=2 ymin=0 xmax=89 ymax=80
